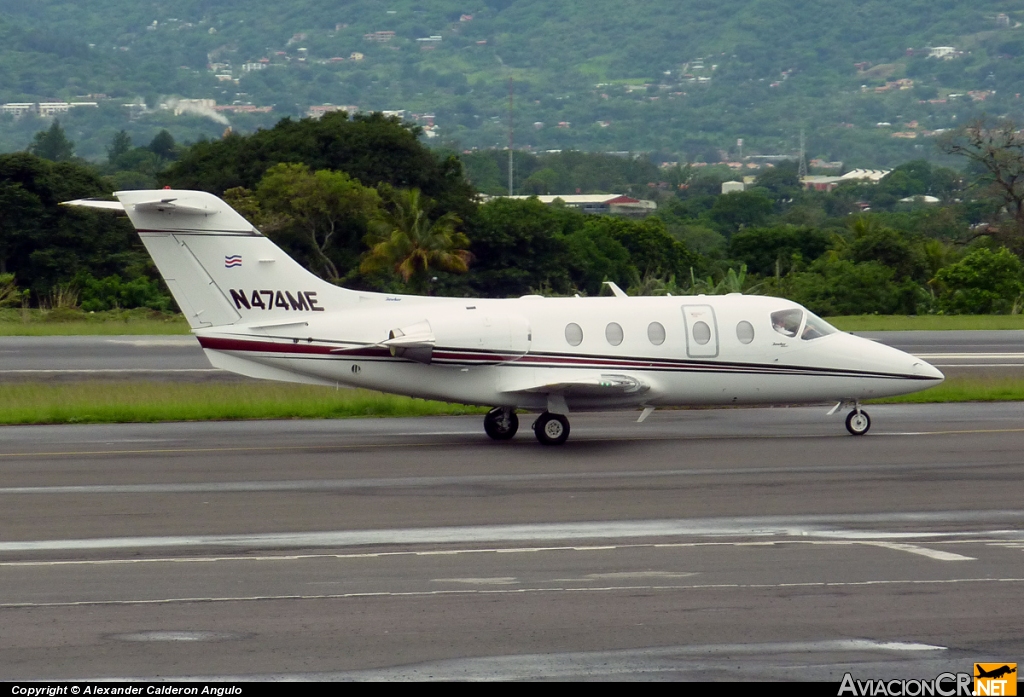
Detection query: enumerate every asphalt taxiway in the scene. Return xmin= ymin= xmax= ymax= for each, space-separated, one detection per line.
xmin=1 ymin=405 xmax=1022 ymax=680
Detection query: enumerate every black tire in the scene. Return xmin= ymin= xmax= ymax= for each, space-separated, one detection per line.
xmin=484 ymin=407 xmax=519 ymax=440
xmin=846 ymin=409 xmax=871 ymax=436
xmin=533 ymin=412 xmax=570 ymax=446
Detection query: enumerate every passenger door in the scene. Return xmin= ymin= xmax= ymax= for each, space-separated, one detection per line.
xmin=681 ymin=304 xmax=719 ymax=358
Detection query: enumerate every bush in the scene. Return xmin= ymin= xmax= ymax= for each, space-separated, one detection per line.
xmin=76 ymin=273 xmax=173 ymax=312
xmin=933 ymin=247 xmax=1024 ymax=314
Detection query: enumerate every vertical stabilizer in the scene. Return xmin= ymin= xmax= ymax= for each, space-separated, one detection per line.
xmin=106 ymin=189 xmax=359 ymax=330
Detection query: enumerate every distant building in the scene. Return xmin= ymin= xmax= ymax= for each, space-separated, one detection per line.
xmin=364 ymin=31 xmax=395 ymax=42
xmin=307 ymin=104 xmax=358 ymax=119
xmin=928 ymin=46 xmax=960 ymax=59
xmin=486 ymin=194 xmax=657 ymax=217
xmin=721 ymin=181 xmax=745 ymax=194
xmin=801 ymin=168 xmax=891 ymax=191
xmin=36 ymin=102 xmax=98 ymax=117
xmin=1 ymin=103 xmax=36 ymax=117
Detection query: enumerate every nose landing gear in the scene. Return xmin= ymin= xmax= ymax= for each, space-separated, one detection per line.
xmin=845 ymin=408 xmax=871 ymax=436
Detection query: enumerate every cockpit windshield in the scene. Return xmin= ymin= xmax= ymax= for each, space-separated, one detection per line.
xmin=770 ymin=309 xmax=803 ymax=338
xmin=800 ymin=311 xmax=838 ymax=340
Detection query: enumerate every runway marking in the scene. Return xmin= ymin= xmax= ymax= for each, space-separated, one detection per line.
xmin=0 ymin=539 xmax=1011 ymax=568
xmin=87 ymin=640 xmax=948 ymax=681
xmin=0 ymin=578 xmax=1020 ymax=610
xmin=1 ymin=513 xmax=1021 ymax=553
xmin=858 ymin=541 xmax=975 ymax=561
xmin=432 ymin=577 xmax=519 ymax=585
xmin=550 ymin=571 xmax=700 ymax=582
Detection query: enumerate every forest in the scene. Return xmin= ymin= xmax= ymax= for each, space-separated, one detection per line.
xmin=3 ymin=111 xmax=1024 ymax=320
xmin=4 ymin=1 xmax=1024 ymax=166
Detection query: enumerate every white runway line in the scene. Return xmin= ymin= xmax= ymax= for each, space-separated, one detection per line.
xmin=85 ymin=639 xmax=947 ymax=682
xmin=858 ymin=541 xmax=975 ymax=561
xmin=6 ymin=576 xmax=1021 ymax=611
xmin=2 ymin=511 xmax=1022 ymax=553
xmin=0 ymin=539 xmax=1003 ymax=568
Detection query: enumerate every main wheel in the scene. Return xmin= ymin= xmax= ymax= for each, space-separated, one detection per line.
xmin=533 ymin=412 xmax=570 ymax=446
xmin=845 ymin=409 xmax=871 ymax=436
xmin=484 ymin=407 xmax=519 ymax=440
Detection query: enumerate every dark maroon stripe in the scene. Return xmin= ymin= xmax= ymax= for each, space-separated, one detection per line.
xmin=198 ymin=336 xmax=931 ymax=381
xmin=197 ymin=336 xmax=390 ymax=358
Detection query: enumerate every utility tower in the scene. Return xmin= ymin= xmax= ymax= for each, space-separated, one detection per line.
xmin=798 ymin=128 xmax=808 ymax=180
xmin=508 ymin=78 xmax=514 ymax=196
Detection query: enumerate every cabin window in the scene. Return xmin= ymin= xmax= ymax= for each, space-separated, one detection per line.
xmin=605 ymin=322 xmax=624 ymax=346
xmin=692 ymin=321 xmax=711 ymax=345
xmin=770 ymin=309 xmax=803 ymax=338
xmin=647 ymin=322 xmax=666 ymax=345
xmin=801 ymin=312 xmax=838 ymax=340
xmin=565 ymin=323 xmax=584 ymax=346
xmin=736 ymin=321 xmax=755 ymax=344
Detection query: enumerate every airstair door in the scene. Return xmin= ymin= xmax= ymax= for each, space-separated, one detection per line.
xmin=681 ymin=304 xmax=719 ymax=358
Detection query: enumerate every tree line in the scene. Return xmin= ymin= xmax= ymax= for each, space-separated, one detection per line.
xmin=3 ymin=112 xmax=1024 ymax=318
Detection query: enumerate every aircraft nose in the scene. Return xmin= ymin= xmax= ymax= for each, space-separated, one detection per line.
xmin=911 ymin=358 xmax=944 ymax=382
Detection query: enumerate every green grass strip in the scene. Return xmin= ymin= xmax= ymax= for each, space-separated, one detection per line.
xmin=868 ymin=376 xmax=1024 ymax=404
xmin=0 ymin=309 xmax=188 ymax=335
xmin=0 ymin=378 xmax=1018 ymax=426
xmin=0 ymin=382 xmax=485 ymax=425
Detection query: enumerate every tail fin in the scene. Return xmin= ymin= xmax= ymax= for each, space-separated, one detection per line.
xmin=70 ymin=190 xmax=359 ymax=330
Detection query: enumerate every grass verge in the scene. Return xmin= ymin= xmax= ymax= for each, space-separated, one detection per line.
xmin=0 ymin=377 xmax=1017 ymax=426
xmin=869 ymin=376 xmax=1024 ymax=403
xmin=0 ymin=309 xmax=188 ymax=335
xmin=0 ymin=382 xmax=486 ymax=425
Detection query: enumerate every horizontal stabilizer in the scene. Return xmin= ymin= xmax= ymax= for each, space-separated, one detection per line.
xmin=62 ymin=198 xmax=125 ymax=212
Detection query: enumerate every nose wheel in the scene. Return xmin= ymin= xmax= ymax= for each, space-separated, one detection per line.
xmin=845 ymin=409 xmax=871 ymax=436
xmin=533 ymin=412 xmax=570 ymax=446
xmin=484 ymin=407 xmax=519 ymax=440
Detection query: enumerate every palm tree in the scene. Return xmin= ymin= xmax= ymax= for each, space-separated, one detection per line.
xmin=360 ymin=188 xmax=471 ymax=293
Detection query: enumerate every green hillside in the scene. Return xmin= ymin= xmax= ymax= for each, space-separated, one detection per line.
xmin=2 ymin=1 xmax=1024 ymax=166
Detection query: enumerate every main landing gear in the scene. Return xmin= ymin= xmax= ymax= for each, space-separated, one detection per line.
xmin=483 ymin=408 xmax=571 ymax=445
xmin=533 ymin=412 xmax=570 ymax=446
xmin=484 ymin=407 xmax=519 ymax=440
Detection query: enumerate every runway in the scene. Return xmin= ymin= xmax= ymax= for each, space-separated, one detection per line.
xmin=1 ymin=405 xmax=1022 ymax=680
xmin=2 ymin=330 xmax=1023 ymax=380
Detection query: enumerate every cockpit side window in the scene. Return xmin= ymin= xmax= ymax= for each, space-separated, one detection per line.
xmin=801 ymin=311 xmax=838 ymax=340
xmin=770 ymin=309 xmax=803 ymax=338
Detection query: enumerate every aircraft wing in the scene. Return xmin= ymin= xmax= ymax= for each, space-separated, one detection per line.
xmin=501 ymin=371 xmax=649 ymax=399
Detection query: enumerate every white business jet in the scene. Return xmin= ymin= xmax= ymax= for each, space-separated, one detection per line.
xmin=65 ymin=190 xmax=943 ymax=445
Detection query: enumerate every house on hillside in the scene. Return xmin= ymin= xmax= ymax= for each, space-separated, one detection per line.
xmin=487 ymin=194 xmax=656 ymax=217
